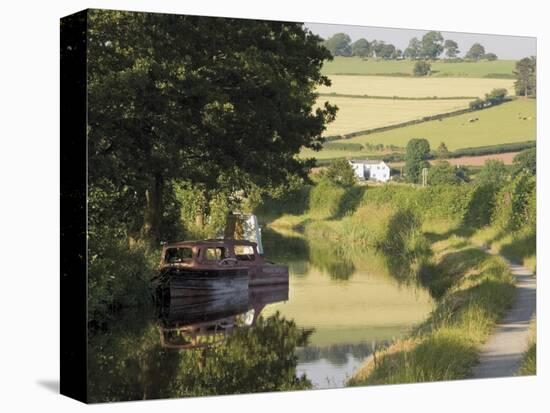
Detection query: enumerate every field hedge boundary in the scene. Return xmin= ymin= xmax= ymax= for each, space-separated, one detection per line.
xmin=313 ymin=140 xmax=535 ymax=166
xmin=324 ymin=99 xmax=515 ymax=142
xmin=447 ymin=141 xmax=535 ymax=158
xmin=318 ymin=93 xmax=476 ymax=101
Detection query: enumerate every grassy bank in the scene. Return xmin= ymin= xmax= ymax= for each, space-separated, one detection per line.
xmin=470 ymin=173 xmax=536 ymax=273
xmin=348 ymin=229 xmax=516 ymax=385
xmin=519 ymin=343 xmax=537 ymax=375
xmin=256 ymin=173 xmax=535 ymax=384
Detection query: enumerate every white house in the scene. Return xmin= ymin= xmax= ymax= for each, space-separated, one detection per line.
xmin=349 ymin=160 xmax=391 ymax=182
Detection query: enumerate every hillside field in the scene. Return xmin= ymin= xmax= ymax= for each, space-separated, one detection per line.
xmin=340 ymin=99 xmax=535 ymax=151
xmin=319 ymin=75 xmax=515 ymax=98
xmin=318 ymin=96 xmax=470 ymax=136
xmin=321 ymin=57 xmax=517 ymax=78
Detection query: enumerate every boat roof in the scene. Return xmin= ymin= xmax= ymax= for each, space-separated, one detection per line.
xmin=163 ymin=238 xmax=257 ymax=248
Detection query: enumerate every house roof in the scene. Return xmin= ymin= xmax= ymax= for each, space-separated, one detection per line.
xmin=350 ymin=159 xmax=387 ymax=166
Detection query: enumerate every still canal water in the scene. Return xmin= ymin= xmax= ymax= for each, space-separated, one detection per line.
xmin=261 ymin=227 xmax=433 ymax=388
xmin=87 ymin=227 xmax=433 ymax=402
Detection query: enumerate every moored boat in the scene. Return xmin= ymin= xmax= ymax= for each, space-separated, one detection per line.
xmin=154 ymin=239 xmax=251 ymax=298
xmin=154 ymin=237 xmax=288 ymax=298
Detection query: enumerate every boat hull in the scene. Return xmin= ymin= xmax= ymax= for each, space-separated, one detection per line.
xmin=158 ymin=268 xmax=249 ymax=298
xmin=249 ymin=264 xmax=289 ymax=287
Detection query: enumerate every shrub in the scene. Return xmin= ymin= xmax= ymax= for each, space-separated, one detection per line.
xmin=323 ymin=159 xmax=356 ymax=187
xmin=413 ymin=60 xmax=431 ymax=76
xmin=428 ymin=161 xmax=461 ymax=186
xmin=308 ymin=179 xmax=345 ymax=218
xmin=476 ymin=159 xmax=508 ymax=187
xmin=512 ymin=147 xmax=536 ymax=175
xmin=462 ymin=183 xmax=500 ymax=228
xmin=323 ymin=142 xmax=364 ymax=151
xmin=493 ymin=172 xmax=536 ymax=231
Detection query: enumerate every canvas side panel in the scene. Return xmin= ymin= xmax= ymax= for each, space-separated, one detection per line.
xmin=60 ymin=9 xmax=88 ymax=403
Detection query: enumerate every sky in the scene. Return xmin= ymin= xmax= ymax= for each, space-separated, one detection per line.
xmin=305 ymin=22 xmax=536 ymax=59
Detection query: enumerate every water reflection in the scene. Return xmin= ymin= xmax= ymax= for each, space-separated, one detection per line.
xmin=88 ymin=227 xmax=434 ymax=401
xmin=157 ymin=286 xmax=289 ymax=349
xmin=87 ymin=284 xmax=311 ymax=402
xmin=261 ymin=226 xmax=433 ymax=388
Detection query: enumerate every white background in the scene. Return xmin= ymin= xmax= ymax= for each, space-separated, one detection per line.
xmin=0 ymin=0 xmax=547 ymax=411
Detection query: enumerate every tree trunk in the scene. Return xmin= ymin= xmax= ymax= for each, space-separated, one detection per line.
xmin=142 ymin=174 xmax=164 ymax=241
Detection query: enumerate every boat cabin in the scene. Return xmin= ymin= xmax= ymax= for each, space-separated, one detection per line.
xmin=160 ymin=239 xmax=261 ymax=269
xmin=158 ymin=238 xmax=288 ymax=289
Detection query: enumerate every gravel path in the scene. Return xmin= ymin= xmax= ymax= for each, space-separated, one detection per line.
xmin=471 ymin=255 xmax=536 ymax=379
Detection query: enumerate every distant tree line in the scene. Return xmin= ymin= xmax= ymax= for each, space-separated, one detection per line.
xmin=323 ymin=31 xmax=498 ymax=61
xmin=403 ymin=138 xmax=536 ymax=186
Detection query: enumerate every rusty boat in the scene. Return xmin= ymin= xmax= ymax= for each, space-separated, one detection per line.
xmin=154 ymin=230 xmax=288 ymax=298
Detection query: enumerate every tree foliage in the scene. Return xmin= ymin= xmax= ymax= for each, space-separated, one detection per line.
xmin=465 ymin=43 xmax=485 ymax=60
xmin=444 ymin=39 xmax=459 ymax=59
xmin=420 ymin=31 xmax=444 ymax=59
xmin=476 ymin=159 xmax=508 ymax=187
xmin=484 ymin=88 xmax=508 ymax=105
xmin=428 ymin=161 xmax=461 ymax=185
xmin=351 ymin=38 xmax=370 ymax=57
xmin=87 ymin=10 xmax=337 ymax=241
xmin=323 ymin=33 xmax=352 ymax=56
xmin=493 ymin=172 xmax=536 ymax=231
xmin=514 ymin=56 xmax=536 ymax=97
xmin=413 ymin=60 xmax=431 ymax=76
xmin=323 ymin=159 xmax=356 ymax=187
xmin=405 ymin=138 xmax=431 ymax=183
xmin=436 ymin=142 xmax=450 ymax=159
xmin=512 ymin=147 xmax=536 ymax=175
xmin=404 ymin=37 xmax=421 ymax=59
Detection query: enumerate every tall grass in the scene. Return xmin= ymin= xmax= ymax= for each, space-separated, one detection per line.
xmin=348 ymin=234 xmax=515 ymax=385
xmin=471 ymin=172 xmax=536 ymax=272
xmin=519 ymin=342 xmax=536 ymax=376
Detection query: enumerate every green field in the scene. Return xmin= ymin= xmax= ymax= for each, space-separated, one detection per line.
xmin=341 ymin=99 xmax=535 ymax=151
xmin=319 ymin=75 xmax=515 ymax=98
xmin=318 ymin=96 xmax=470 ymax=136
xmin=321 ymin=57 xmax=517 ymax=78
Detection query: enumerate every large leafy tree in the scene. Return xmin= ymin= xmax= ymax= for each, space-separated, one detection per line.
xmin=87 ymin=10 xmax=336 ymax=240
xmin=514 ymin=56 xmax=536 ymax=97
xmin=404 ymin=37 xmax=421 ymax=59
xmin=465 ymin=43 xmax=485 ymax=60
xmin=420 ymin=31 xmax=444 ymax=59
xmin=379 ymin=43 xmax=397 ymax=60
xmin=351 ymin=38 xmax=370 ymax=58
xmin=444 ymin=39 xmax=460 ymax=59
xmin=323 ymin=33 xmax=352 ymax=57
xmin=404 ymin=138 xmax=431 ymax=183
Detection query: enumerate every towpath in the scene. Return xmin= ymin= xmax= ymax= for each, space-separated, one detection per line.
xmin=471 ymin=252 xmax=536 ymax=378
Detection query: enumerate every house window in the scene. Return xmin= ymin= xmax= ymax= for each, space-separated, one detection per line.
xmin=165 ymin=247 xmax=193 ymax=263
